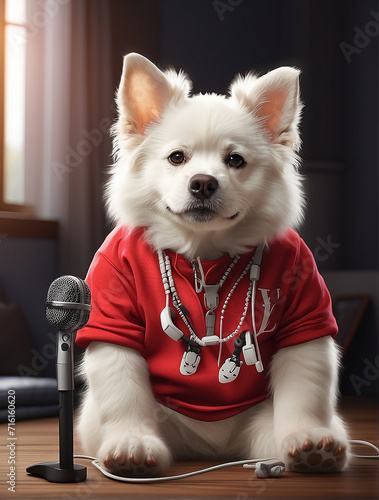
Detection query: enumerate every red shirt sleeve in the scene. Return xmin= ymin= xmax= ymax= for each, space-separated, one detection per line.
xmin=274 ymin=233 xmax=338 ymax=350
xmin=75 ymin=230 xmax=146 ymax=356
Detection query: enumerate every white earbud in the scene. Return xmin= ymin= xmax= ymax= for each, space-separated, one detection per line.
xmin=244 ymin=459 xmax=285 ymax=478
xmin=180 ymin=349 xmax=201 ymax=375
xmin=218 ymin=357 xmax=242 ymax=383
xmin=254 ymin=460 xmax=285 ymax=478
xmin=160 ymin=307 xmax=184 ymax=341
xmin=242 ymin=331 xmax=257 ymax=365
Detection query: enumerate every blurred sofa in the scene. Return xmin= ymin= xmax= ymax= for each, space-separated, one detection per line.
xmin=0 ymin=279 xmax=58 ymax=422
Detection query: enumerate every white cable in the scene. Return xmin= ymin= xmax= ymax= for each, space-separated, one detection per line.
xmin=350 ymin=439 xmax=379 ymax=459
xmin=73 ymin=455 xmax=279 ymax=483
xmin=74 ymin=439 xmax=378 ymax=483
xmin=250 ymin=280 xmax=264 ymax=372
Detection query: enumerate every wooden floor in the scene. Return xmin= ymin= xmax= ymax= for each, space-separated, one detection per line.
xmin=1 ymin=396 xmax=378 ymax=499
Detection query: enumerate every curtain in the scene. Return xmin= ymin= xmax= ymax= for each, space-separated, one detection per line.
xmin=25 ymin=0 xmax=114 ymax=278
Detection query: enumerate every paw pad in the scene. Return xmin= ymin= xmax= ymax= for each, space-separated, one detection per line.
xmin=290 ymin=446 xmax=345 ymax=473
xmin=100 ymin=433 xmax=171 ymax=478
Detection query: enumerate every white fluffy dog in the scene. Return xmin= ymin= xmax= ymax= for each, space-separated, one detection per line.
xmin=76 ymin=53 xmax=349 ymax=476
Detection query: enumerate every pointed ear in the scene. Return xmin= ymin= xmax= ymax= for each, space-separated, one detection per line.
xmin=117 ymin=53 xmax=191 ymax=134
xmin=230 ymin=67 xmax=301 ymax=147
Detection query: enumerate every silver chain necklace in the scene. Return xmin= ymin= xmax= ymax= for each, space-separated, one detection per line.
xmin=158 ymin=250 xmax=254 ymax=347
xmin=158 ymin=245 xmax=265 ymax=380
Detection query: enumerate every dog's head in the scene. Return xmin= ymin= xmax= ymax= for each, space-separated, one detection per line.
xmin=107 ymin=53 xmax=304 ymax=259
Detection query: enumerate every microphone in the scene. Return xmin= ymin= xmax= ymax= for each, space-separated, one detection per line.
xmin=46 ymin=275 xmax=91 ymax=332
xmin=46 ymin=276 xmax=91 ymax=392
xmin=27 ymin=276 xmax=91 ymax=483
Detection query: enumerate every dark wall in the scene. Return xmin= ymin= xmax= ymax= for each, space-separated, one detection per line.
xmin=340 ymin=2 xmax=379 ymax=270
xmin=159 ymin=0 xmax=379 ymax=271
xmin=109 ymin=0 xmax=160 ymax=93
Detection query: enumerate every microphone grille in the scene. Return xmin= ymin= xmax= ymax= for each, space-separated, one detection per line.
xmin=46 ymin=275 xmax=91 ymax=332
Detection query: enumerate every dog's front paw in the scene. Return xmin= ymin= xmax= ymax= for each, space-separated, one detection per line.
xmin=281 ymin=428 xmax=348 ymax=473
xmin=99 ymin=433 xmax=172 ymax=477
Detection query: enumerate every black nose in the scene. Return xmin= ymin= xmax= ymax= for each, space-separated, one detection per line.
xmin=189 ymin=175 xmax=218 ymax=201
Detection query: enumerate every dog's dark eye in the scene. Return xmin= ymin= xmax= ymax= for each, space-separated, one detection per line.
xmin=227 ymin=154 xmax=246 ymax=169
xmin=168 ymin=151 xmax=186 ymax=165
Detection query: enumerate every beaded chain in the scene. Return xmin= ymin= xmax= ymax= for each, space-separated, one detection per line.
xmin=159 ymin=251 xmax=198 ymax=340
xmin=158 ymin=250 xmax=255 ymax=347
xmin=218 ymin=256 xmax=255 ymax=344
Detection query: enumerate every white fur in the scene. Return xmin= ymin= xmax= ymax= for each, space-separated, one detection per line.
xmin=78 ymin=53 xmax=349 ymax=476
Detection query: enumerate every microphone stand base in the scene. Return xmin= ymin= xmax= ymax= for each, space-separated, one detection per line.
xmin=26 ymin=461 xmax=87 ymax=483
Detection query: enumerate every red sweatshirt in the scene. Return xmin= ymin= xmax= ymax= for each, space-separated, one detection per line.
xmin=76 ymin=226 xmax=337 ymax=421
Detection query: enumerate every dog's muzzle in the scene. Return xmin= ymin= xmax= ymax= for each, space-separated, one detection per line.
xmin=165 ymin=174 xmax=240 ymax=223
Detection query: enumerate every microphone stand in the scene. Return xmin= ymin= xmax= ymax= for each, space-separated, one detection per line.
xmin=26 ymin=331 xmax=87 ymax=483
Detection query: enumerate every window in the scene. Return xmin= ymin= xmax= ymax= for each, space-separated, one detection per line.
xmin=0 ymin=0 xmax=30 ymax=212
